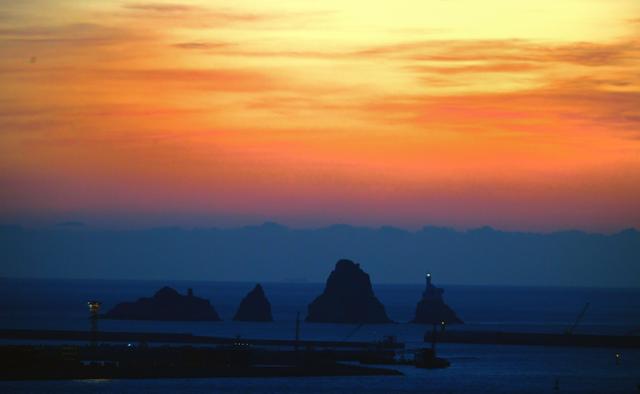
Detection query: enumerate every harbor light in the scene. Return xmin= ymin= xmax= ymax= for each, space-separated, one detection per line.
xmin=88 ymin=301 xmax=101 ymax=315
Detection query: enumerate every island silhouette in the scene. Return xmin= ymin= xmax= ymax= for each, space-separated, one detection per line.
xmin=233 ymin=284 xmax=273 ymax=322
xmin=100 ymin=261 xmax=466 ymax=324
xmin=306 ymin=259 xmax=392 ymax=324
xmin=103 ymin=287 xmax=221 ymax=321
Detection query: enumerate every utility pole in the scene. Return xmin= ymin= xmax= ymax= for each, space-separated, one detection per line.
xmin=87 ymin=301 xmax=101 ymax=349
xmin=295 ymin=311 xmax=300 ymax=351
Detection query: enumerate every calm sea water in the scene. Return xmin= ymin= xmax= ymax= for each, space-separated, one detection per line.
xmin=0 ymin=278 xmax=639 ymax=393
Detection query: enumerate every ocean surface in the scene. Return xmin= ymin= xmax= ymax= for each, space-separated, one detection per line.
xmin=1 ymin=278 xmax=639 ymax=393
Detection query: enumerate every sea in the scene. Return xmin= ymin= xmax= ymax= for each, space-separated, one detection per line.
xmin=0 ymin=278 xmax=639 ymax=393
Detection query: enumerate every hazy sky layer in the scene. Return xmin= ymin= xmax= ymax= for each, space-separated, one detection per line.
xmin=1 ymin=1 xmax=639 ymax=231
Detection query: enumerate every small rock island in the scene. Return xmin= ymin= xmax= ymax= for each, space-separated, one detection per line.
xmin=103 ymin=287 xmax=221 ymax=321
xmin=306 ymin=259 xmax=392 ymax=324
xmin=412 ymin=273 xmax=463 ymax=325
xmin=233 ymin=284 xmax=273 ymax=322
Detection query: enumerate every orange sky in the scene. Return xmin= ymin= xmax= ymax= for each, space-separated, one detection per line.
xmin=1 ymin=1 xmax=639 ymax=231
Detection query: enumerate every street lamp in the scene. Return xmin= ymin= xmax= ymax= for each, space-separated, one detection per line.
xmin=87 ymin=301 xmax=101 ymax=348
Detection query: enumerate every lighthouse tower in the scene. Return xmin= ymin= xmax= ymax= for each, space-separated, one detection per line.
xmin=423 ymin=273 xmax=444 ymax=300
xmin=413 ymin=272 xmax=462 ymax=324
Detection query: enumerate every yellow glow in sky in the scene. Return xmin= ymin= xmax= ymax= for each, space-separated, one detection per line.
xmin=0 ymin=0 xmax=639 ymax=231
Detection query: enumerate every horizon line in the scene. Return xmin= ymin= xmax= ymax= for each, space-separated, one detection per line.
xmin=3 ymin=275 xmax=639 ymax=290
xmin=1 ymin=220 xmax=638 ymax=236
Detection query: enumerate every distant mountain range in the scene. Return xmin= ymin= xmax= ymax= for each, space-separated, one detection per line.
xmin=1 ymin=223 xmax=638 ymax=287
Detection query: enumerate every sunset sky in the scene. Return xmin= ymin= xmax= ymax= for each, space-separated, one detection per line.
xmin=1 ymin=0 xmax=639 ymax=231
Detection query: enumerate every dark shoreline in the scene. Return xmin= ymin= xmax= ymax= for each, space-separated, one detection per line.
xmin=0 ymin=343 xmax=402 ymax=381
xmin=435 ymin=330 xmax=640 ymax=348
xmin=1 ymin=328 xmax=637 ymax=348
xmin=0 ymin=329 xmax=405 ymax=349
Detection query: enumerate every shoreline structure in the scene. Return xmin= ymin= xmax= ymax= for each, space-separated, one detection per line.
xmin=2 ymin=260 xmax=638 ymax=381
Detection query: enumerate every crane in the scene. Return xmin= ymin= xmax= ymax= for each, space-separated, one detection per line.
xmin=343 ymin=323 xmax=365 ymax=340
xmin=565 ymin=302 xmax=589 ymax=335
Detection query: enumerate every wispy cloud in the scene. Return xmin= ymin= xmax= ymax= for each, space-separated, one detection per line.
xmin=409 ymin=62 xmax=542 ymax=75
xmin=101 ymin=68 xmax=280 ymax=92
xmin=351 ymin=39 xmax=640 ymax=67
xmin=172 ymin=41 xmax=234 ymax=50
xmin=169 ymin=36 xmax=640 ymax=71
xmin=124 ymin=3 xmax=198 ymax=13
xmin=362 ymin=82 xmax=640 ymax=138
xmin=0 ymin=23 xmax=145 ymax=45
xmin=122 ymin=2 xmax=271 ymax=26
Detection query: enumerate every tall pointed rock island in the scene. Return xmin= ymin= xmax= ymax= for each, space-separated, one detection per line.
xmin=104 ymin=287 xmax=221 ymax=321
xmin=306 ymin=259 xmax=392 ymax=324
xmin=233 ymin=284 xmax=273 ymax=322
xmin=412 ymin=273 xmax=463 ymax=324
